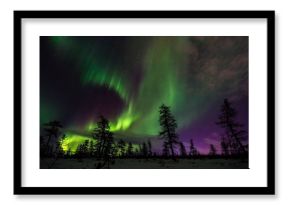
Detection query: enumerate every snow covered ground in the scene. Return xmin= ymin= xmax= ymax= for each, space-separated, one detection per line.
xmin=40 ymin=158 xmax=248 ymax=169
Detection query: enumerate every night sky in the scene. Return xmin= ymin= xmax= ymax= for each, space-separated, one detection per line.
xmin=40 ymin=36 xmax=248 ymax=154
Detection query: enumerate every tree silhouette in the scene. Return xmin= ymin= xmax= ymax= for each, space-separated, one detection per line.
xmin=189 ymin=139 xmax=198 ymax=157
xmin=92 ymin=115 xmax=114 ymax=160
xmin=66 ymin=148 xmax=72 ymax=158
xmin=209 ymin=144 xmax=217 ymax=156
xmin=43 ymin=120 xmax=62 ymax=156
xmin=117 ymin=139 xmax=126 ymax=157
xmin=138 ymin=144 xmax=143 ymax=157
xmin=216 ymin=99 xmax=247 ymax=155
xmin=88 ymin=140 xmax=95 ymax=157
xmin=127 ymin=142 xmax=133 ymax=157
xmin=134 ymin=147 xmax=140 ymax=157
xmin=102 ymin=133 xmax=114 ymax=168
xmin=159 ymin=104 xmax=179 ymax=158
xmin=56 ymin=134 xmax=66 ymax=158
xmin=45 ymin=133 xmax=66 ymax=168
xmin=142 ymin=142 xmax=148 ymax=158
xmin=179 ymin=142 xmax=187 ymax=157
xmin=162 ymin=143 xmax=169 ymax=157
xmin=75 ymin=140 xmax=89 ymax=159
xmin=147 ymin=140 xmax=152 ymax=157
xmin=220 ymin=136 xmax=230 ymax=156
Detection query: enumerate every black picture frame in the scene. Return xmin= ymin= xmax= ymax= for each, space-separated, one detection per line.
xmin=14 ymin=10 xmax=275 ymax=195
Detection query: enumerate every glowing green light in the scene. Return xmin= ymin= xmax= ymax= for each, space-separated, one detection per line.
xmin=85 ymin=122 xmax=95 ymax=132
xmin=81 ymin=63 xmax=129 ymax=102
xmin=49 ymin=36 xmax=203 ymax=136
xmin=126 ymin=37 xmax=187 ymax=135
xmin=60 ymin=132 xmax=95 ymax=153
xmin=110 ymin=116 xmax=135 ymax=132
xmin=109 ymin=102 xmax=138 ymax=132
xmin=60 ymin=131 xmax=142 ymax=156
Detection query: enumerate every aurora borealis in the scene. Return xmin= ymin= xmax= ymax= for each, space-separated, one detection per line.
xmin=40 ymin=36 xmax=248 ymax=154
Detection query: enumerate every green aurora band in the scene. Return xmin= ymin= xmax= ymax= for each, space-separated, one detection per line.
xmin=78 ymin=37 xmax=188 ymax=135
xmin=61 ymin=132 xmax=93 ymax=153
xmin=61 ymin=132 xmax=140 ymax=153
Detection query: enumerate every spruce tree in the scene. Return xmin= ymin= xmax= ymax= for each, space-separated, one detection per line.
xmin=209 ymin=144 xmax=217 ymax=156
xmin=159 ymin=104 xmax=179 ymax=158
xmin=189 ymin=139 xmax=198 ymax=157
xmin=179 ymin=142 xmax=187 ymax=157
xmin=216 ymin=99 xmax=247 ymax=155
xmin=92 ymin=115 xmax=114 ymax=164
xmin=162 ymin=143 xmax=169 ymax=157
xmin=147 ymin=140 xmax=152 ymax=157
xmin=142 ymin=142 xmax=148 ymax=158
xmin=127 ymin=142 xmax=133 ymax=157
xmin=43 ymin=120 xmax=62 ymax=157
xmin=220 ymin=136 xmax=230 ymax=156
xmin=117 ymin=139 xmax=126 ymax=157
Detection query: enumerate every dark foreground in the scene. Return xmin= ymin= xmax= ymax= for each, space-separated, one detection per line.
xmin=40 ymin=158 xmax=248 ymax=169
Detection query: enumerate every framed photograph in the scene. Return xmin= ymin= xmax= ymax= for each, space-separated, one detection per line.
xmin=14 ymin=10 xmax=275 ymax=195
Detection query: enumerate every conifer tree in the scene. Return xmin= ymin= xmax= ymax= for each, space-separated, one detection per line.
xmin=220 ymin=137 xmax=230 ymax=156
xmin=127 ymin=142 xmax=133 ymax=157
xmin=189 ymin=139 xmax=198 ymax=157
xmin=179 ymin=142 xmax=187 ymax=157
xmin=142 ymin=142 xmax=148 ymax=158
xmin=162 ymin=143 xmax=169 ymax=157
xmin=159 ymin=104 xmax=179 ymax=158
xmin=209 ymin=144 xmax=217 ymax=156
xmin=92 ymin=115 xmax=114 ymax=166
xmin=43 ymin=120 xmax=62 ymax=157
xmin=217 ymin=99 xmax=247 ymax=155
xmin=147 ymin=140 xmax=152 ymax=157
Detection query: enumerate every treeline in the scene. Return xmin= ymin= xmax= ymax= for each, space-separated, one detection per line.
xmin=66 ymin=138 xmax=201 ymax=159
xmin=40 ymin=98 xmax=248 ymax=165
